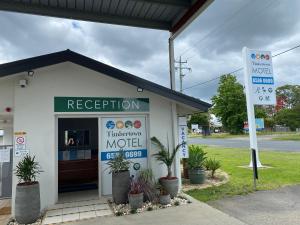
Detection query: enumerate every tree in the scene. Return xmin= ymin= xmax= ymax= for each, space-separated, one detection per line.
xmin=211 ymin=74 xmax=247 ymax=134
xmin=276 ymin=85 xmax=300 ymax=109
xmin=274 ymin=104 xmax=300 ymax=131
xmin=187 ymin=113 xmax=209 ymax=129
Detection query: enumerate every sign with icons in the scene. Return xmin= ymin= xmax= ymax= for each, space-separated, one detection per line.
xmin=14 ymin=132 xmax=28 ymax=157
xmin=101 ymin=116 xmax=148 ymax=195
xmin=245 ymin=49 xmax=276 ymax=105
xmin=178 ymin=117 xmax=188 ymax=158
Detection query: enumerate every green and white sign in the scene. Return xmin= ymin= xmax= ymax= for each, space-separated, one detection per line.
xmin=54 ymin=97 xmax=149 ymax=112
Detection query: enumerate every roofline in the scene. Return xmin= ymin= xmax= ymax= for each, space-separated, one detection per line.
xmin=0 ymin=50 xmax=211 ymax=111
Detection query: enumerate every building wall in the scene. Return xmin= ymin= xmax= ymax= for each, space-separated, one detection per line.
xmin=0 ymin=77 xmax=15 ymax=146
xmin=11 ymin=62 xmax=177 ymax=212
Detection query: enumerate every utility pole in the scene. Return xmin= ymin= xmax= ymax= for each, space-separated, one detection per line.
xmin=175 ymin=56 xmax=191 ymax=92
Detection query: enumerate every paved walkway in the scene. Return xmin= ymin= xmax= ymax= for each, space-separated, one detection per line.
xmin=0 ymin=199 xmax=11 ymax=225
xmin=209 ymin=185 xmax=300 ymax=225
xmin=66 ymin=196 xmax=246 ymax=225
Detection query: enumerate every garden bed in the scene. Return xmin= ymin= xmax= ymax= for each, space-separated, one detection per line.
xmin=110 ymin=195 xmax=190 ymax=216
xmin=182 ymin=170 xmax=229 ymax=192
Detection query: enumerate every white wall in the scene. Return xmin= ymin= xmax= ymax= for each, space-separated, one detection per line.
xmin=11 ymin=62 xmax=178 ymax=212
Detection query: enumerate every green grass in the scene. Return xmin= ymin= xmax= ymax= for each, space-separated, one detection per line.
xmin=186 ymin=146 xmax=300 ymax=202
xmin=272 ymin=133 xmax=300 ymax=141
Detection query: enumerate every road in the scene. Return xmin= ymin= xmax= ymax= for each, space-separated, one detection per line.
xmin=209 ymin=185 xmax=300 ymax=225
xmin=188 ymin=136 xmax=300 ymax=152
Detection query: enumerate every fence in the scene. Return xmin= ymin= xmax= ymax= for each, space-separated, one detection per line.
xmin=0 ymin=145 xmax=13 ymax=199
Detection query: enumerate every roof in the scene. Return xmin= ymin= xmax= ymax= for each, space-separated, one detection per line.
xmin=0 ymin=0 xmax=212 ymax=34
xmin=0 ymin=50 xmax=211 ymax=111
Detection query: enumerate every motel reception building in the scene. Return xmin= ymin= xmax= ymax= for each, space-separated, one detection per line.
xmin=0 ymin=50 xmax=210 ymax=213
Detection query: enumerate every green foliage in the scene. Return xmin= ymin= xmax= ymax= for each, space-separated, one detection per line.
xmin=15 ymin=155 xmax=42 ymax=184
xmin=138 ymin=169 xmax=157 ymax=202
xmin=187 ymin=145 xmax=207 ymax=170
xmin=204 ymin=158 xmax=221 ymax=178
xmin=147 ymin=206 xmax=153 ymax=211
xmin=264 ymin=117 xmax=275 ymax=128
xmin=151 ymin=136 xmax=185 ymax=178
xmin=106 ymin=150 xmax=131 ymax=174
xmin=276 ymin=85 xmax=300 ymax=108
xmin=187 ymin=113 xmax=209 ymax=129
xmin=254 ymin=106 xmax=267 ymax=119
xmin=275 ymin=104 xmax=300 ymax=131
xmin=211 ymin=74 xmax=247 ymax=134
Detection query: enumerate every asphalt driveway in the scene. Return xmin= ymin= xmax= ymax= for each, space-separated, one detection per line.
xmin=209 ymin=185 xmax=300 ymax=225
xmin=189 ymin=136 xmax=300 ymax=152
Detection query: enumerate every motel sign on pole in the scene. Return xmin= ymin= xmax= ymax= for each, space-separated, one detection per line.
xmin=242 ymin=47 xmax=276 ymax=167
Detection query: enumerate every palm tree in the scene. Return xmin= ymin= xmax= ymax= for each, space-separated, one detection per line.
xmin=151 ymin=136 xmax=185 ymax=179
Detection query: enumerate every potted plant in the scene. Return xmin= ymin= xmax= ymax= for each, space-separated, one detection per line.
xmin=107 ymin=150 xmax=131 ymax=204
xmin=14 ymin=155 xmax=42 ymax=224
xmin=128 ymin=177 xmax=144 ymax=209
xmin=138 ymin=169 xmax=157 ymax=202
xmin=187 ymin=145 xmax=207 ymax=184
xmin=151 ymin=136 xmax=185 ymax=198
xmin=159 ymin=186 xmax=171 ymax=205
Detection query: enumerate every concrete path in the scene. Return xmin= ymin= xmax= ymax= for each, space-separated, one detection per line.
xmin=209 ymin=185 xmax=300 ymax=225
xmin=67 ymin=197 xmax=246 ymax=225
xmin=189 ymin=136 xmax=300 ymax=152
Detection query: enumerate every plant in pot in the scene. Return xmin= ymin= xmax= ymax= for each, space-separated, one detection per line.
xmin=151 ymin=136 xmax=185 ymax=198
xmin=106 ymin=150 xmax=131 ymax=204
xmin=14 ymin=155 xmax=42 ymax=224
xmin=187 ymin=145 xmax=207 ymax=184
xmin=137 ymin=169 xmax=158 ymax=202
xmin=128 ymin=177 xmax=144 ymax=209
xmin=159 ymin=186 xmax=171 ymax=205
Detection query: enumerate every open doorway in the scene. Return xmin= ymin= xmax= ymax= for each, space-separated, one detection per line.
xmin=58 ymin=118 xmax=98 ymax=194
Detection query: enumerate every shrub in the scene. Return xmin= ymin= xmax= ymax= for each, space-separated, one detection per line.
xmin=204 ymin=158 xmax=221 ymax=178
xmin=138 ymin=169 xmax=157 ymax=202
xmin=106 ymin=150 xmax=131 ymax=174
xmin=187 ymin=145 xmax=207 ymax=170
xmin=15 ymin=155 xmax=42 ymax=184
xmin=129 ymin=177 xmax=143 ymax=194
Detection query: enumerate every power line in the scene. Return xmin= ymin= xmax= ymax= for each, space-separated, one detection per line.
xmin=178 ymin=0 xmax=255 ymax=57
xmin=182 ymin=44 xmax=300 ymax=91
xmin=181 ymin=0 xmax=277 ymax=60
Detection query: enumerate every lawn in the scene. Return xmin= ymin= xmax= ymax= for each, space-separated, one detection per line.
xmin=272 ymin=133 xmax=300 ymax=141
xmin=186 ymin=146 xmax=300 ymax=202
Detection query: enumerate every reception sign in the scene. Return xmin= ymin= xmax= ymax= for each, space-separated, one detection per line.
xmin=101 ymin=116 xmax=148 ymax=195
xmin=54 ymin=97 xmax=149 ymax=112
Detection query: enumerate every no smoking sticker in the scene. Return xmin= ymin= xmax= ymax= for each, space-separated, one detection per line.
xmin=14 ymin=132 xmax=28 ymax=157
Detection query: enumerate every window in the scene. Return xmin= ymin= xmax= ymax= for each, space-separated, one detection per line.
xmin=0 ymin=130 xmax=4 ymax=137
xmin=64 ymin=129 xmax=90 ymax=147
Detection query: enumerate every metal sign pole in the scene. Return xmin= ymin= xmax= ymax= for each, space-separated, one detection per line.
xmin=242 ymin=47 xmax=262 ymax=168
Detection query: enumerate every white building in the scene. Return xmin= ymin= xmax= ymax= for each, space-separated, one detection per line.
xmin=0 ymin=50 xmax=210 ymax=213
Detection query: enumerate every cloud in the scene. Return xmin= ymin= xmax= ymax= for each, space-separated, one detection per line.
xmin=0 ymin=0 xmax=299 ymax=104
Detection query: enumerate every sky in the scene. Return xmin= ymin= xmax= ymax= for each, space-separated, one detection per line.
xmin=0 ymin=0 xmax=299 ymax=103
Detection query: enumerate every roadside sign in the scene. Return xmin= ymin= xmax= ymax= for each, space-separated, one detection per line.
xmin=243 ymin=47 xmax=276 ymax=168
xmin=14 ymin=132 xmax=28 ymax=157
xmin=244 ymin=49 xmax=276 ymax=105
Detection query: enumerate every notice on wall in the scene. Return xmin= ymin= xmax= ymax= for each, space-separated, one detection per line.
xmin=14 ymin=132 xmax=28 ymax=157
xmin=0 ymin=146 xmax=11 ymax=162
xmin=101 ymin=117 xmax=148 ymax=195
xmin=178 ymin=117 xmax=188 ymax=158
xmin=244 ymin=49 xmax=276 ymax=105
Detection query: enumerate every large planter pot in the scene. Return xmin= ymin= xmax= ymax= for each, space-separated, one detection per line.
xmin=159 ymin=194 xmax=171 ymax=205
xmin=112 ymin=170 xmax=130 ymax=204
xmin=15 ymin=182 xmax=40 ymax=224
xmin=159 ymin=177 xmax=178 ymax=198
xmin=188 ymin=168 xmax=206 ymax=184
xmin=128 ymin=192 xmax=144 ymax=209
